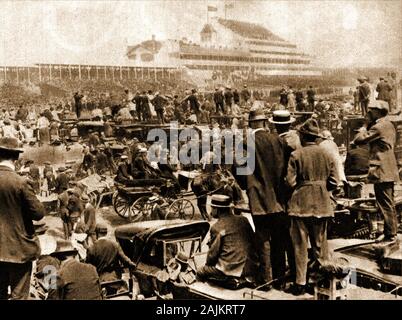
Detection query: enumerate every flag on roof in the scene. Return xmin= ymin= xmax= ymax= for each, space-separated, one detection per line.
xmin=208 ymin=5 xmax=218 ymax=12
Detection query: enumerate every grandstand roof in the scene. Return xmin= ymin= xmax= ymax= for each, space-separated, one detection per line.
xmin=127 ymin=40 xmax=163 ymax=56
xmin=217 ymin=18 xmax=285 ymax=42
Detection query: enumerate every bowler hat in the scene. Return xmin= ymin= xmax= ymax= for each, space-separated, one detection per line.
xmin=269 ymin=110 xmax=296 ymax=125
xmin=248 ymin=108 xmax=267 ymax=122
xmin=0 ymin=137 xmax=24 ymax=153
xmin=210 ymin=194 xmax=232 ymax=208
xmin=298 ymin=119 xmax=323 ymax=138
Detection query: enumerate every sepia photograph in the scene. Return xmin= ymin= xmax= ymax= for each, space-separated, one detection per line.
xmin=0 ymin=0 xmax=401 ymax=306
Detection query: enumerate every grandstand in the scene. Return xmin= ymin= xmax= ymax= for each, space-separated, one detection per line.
xmin=126 ymin=17 xmax=321 ymax=87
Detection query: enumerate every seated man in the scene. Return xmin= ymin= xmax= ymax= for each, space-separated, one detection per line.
xmin=115 ymin=155 xmax=133 ymax=183
xmin=132 ymin=147 xmax=160 ymax=179
xmin=196 ymin=195 xmax=257 ymax=284
xmin=47 ymin=257 xmax=102 ymax=300
xmin=86 ymin=224 xmax=136 ymax=284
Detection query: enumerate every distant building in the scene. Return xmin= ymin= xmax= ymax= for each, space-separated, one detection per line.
xmin=126 ymin=18 xmax=321 ymax=83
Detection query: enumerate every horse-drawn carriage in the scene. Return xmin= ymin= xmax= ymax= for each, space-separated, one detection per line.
xmin=112 ymin=178 xmax=195 ymax=222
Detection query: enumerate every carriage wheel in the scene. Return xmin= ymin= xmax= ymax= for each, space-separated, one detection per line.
xmin=165 ymin=199 xmax=195 ymax=220
xmin=112 ymin=191 xmax=134 ymax=219
xmin=130 ymin=196 xmax=153 ymax=222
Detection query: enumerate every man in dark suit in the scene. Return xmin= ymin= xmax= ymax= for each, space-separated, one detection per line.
xmin=358 ymin=76 xmax=371 ymax=116
xmin=354 ymin=100 xmax=399 ymax=242
xmin=0 ymin=137 xmax=45 ymax=299
xmin=140 ymin=91 xmax=150 ymax=122
xmin=197 ymin=195 xmax=257 ymax=282
xmin=306 ymin=86 xmax=316 ymax=110
xmin=376 ymin=78 xmax=393 ymax=108
xmin=55 ymin=167 xmax=70 ymax=194
xmin=132 ymin=91 xmax=142 ymax=121
xmin=182 ymin=89 xmax=200 ymax=123
xmin=240 ymin=85 xmax=251 ymax=105
xmin=73 ymin=92 xmax=83 ymax=119
xmin=151 ymin=92 xmax=168 ymax=124
xmin=27 ymin=160 xmax=40 ymax=194
xmin=235 ymin=108 xmax=287 ymax=286
xmin=295 ymin=88 xmax=304 ymax=105
xmin=213 ymin=87 xmax=225 ymax=114
xmin=115 ymin=155 xmax=133 ymax=183
xmin=224 ymin=86 xmax=234 ymax=114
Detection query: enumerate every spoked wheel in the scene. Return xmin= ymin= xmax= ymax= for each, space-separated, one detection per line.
xmin=130 ymin=196 xmax=153 ymax=222
xmin=165 ymin=199 xmax=195 ymax=220
xmin=112 ymin=191 xmax=134 ymax=219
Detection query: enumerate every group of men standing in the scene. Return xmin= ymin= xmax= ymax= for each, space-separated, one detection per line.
xmin=223 ymin=97 xmax=400 ymax=295
xmin=356 ymin=74 xmax=398 ymax=116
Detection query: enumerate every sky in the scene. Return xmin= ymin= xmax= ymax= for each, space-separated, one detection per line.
xmin=0 ymin=0 xmax=400 ymax=68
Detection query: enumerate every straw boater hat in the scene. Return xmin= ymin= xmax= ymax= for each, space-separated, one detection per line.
xmin=0 ymin=137 xmax=24 ymax=153
xmin=298 ymin=119 xmax=323 ymax=138
xmin=121 ymin=154 xmax=128 ymax=160
xmin=269 ymin=110 xmax=296 ymax=125
xmin=248 ymin=108 xmax=267 ymax=122
xmin=210 ymin=194 xmax=232 ymax=208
